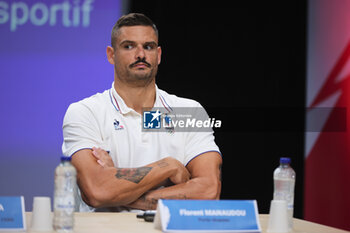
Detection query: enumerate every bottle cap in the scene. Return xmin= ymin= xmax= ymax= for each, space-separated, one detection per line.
xmin=60 ymin=156 xmax=72 ymax=161
xmin=280 ymin=157 xmax=291 ymax=164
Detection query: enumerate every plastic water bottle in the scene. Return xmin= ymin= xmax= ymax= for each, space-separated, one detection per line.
xmin=273 ymin=157 xmax=296 ymax=229
xmin=53 ymin=156 xmax=77 ymax=232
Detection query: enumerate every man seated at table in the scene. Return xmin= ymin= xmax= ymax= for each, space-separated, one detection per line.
xmin=62 ymin=13 xmax=222 ymax=212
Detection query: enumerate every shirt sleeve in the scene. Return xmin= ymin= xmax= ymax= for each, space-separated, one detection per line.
xmin=183 ymin=103 xmax=221 ymax=165
xmin=62 ymin=102 xmax=104 ymax=157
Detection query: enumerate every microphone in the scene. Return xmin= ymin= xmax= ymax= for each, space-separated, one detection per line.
xmin=136 ymin=210 xmax=157 ymax=222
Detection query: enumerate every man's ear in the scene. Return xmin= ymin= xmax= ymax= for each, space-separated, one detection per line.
xmin=106 ymin=46 xmax=115 ymax=65
xmin=157 ymin=46 xmax=162 ymax=65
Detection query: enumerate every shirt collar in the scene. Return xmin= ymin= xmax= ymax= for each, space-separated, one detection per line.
xmin=110 ymin=82 xmax=171 ymax=115
xmin=155 ymin=88 xmax=173 ymax=113
xmin=110 ymin=82 xmax=132 ymax=114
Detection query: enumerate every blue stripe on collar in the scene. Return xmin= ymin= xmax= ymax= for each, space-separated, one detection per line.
xmin=109 ymin=89 xmax=120 ymax=112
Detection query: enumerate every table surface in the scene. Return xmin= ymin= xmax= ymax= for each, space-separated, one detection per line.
xmin=22 ymin=212 xmax=350 ymax=233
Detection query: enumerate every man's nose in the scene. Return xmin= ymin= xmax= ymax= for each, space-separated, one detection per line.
xmin=135 ymin=45 xmax=146 ymax=60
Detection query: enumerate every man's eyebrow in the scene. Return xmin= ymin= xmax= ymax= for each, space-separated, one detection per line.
xmin=119 ymin=40 xmax=136 ymax=45
xmin=144 ymin=41 xmax=158 ymax=46
xmin=119 ymin=40 xmax=158 ymax=46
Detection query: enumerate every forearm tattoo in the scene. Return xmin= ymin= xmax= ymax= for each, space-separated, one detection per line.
xmin=115 ymin=167 xmax=152 ymax=184
xmin=156 ymin=160 xmax=169 ymax=168
xmin=140 ymin=193 xmax=188 ymax=210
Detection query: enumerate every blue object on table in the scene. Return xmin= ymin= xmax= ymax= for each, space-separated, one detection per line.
xmin=155 ymin=199 xmax=261 ymax=233
xmin=0 ymin=196 xmax=26 ymax=231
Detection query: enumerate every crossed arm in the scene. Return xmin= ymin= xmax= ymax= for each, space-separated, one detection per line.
xmin=72 ymin=148 xmax=222 ymax=210
xmin=126 ymin=151 xmax=222 ymax=210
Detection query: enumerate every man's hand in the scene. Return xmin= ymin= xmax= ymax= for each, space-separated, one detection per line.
xmin=160 ymin=157 xmax=191 ymax=184
xmin=91 ymin=147 xmax=115 ymax=168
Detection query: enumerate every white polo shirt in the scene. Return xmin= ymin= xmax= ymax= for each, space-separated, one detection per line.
xmin=62 ymin=83 xmax=220 ymax=211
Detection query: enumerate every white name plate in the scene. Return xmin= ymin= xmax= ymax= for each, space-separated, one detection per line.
xmin=154 ymin=199 xmax=261 ymax=233
xmin=0 ymin=196 xmax=26 ymax=231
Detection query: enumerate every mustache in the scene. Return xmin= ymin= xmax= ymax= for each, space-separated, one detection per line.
xmin=129 ymin=58 xmax=151 ymax=68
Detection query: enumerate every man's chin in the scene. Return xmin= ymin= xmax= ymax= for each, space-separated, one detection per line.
xmin=130 ymin=69 xmax=155 ymax=80
xmin=132 ymin=73 xmax=152 ymax=81
xmin=118 ymin=68 xmax=158 ymax=86
xmin=126 ymin=73 xmax=155 ymax=86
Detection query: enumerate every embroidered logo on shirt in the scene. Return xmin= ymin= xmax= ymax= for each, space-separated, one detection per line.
xmin=163 ymin=113 xmax=175 ymax=134
xmin=113 ymin=119 xmax=124 ymax=130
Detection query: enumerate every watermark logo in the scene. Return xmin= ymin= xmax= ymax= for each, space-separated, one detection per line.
xmin=142 ymin=108 xmax=222 ymax=132
xmin=143 ymin=110 xmax=162 ymax=129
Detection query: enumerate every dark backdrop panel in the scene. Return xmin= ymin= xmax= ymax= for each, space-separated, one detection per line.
xmin=130 ymin=1 xmax=307 ymax=218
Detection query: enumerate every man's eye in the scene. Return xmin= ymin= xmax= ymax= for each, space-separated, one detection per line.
xmin=144 ymin=45 xmax=155 ymax=50
xmin=124 ymin=45 xmax=133 ymax=49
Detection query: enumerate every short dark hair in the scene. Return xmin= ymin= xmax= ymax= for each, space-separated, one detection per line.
xmin=111 ymin=13 xmax=158 ymax=49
